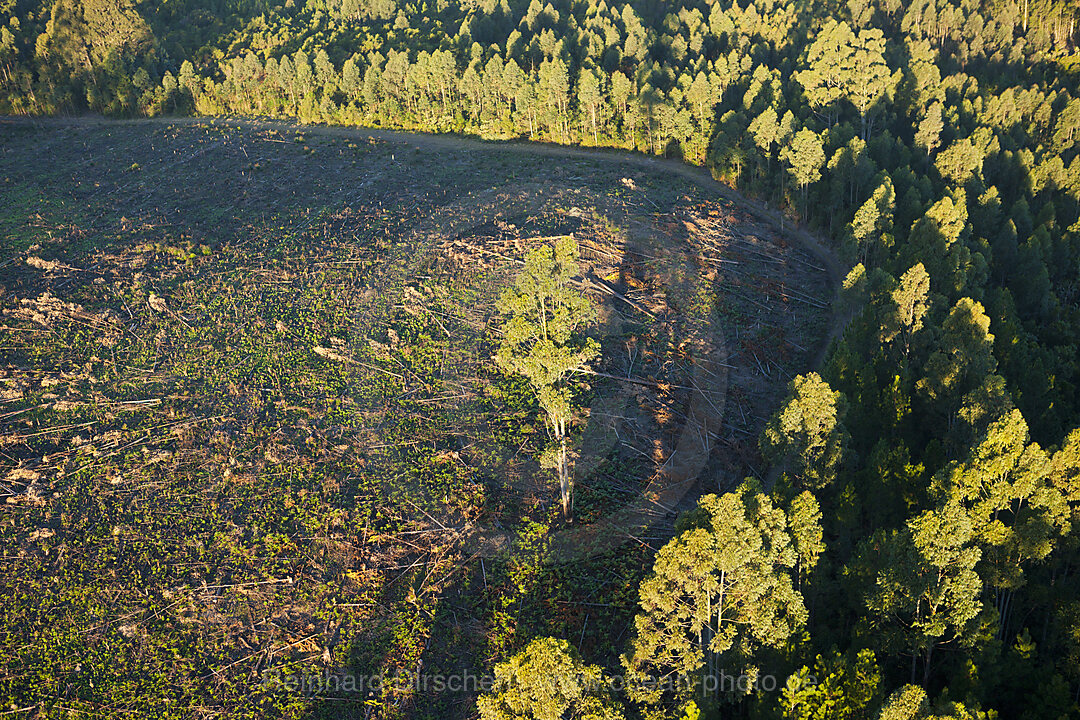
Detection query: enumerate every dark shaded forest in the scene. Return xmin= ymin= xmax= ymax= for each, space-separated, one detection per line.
xmin=4 ymin=0 xmax=1080 ymax=716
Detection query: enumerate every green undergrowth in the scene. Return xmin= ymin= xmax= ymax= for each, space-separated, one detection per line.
xmin=0 ymin=120 xmax=828 ymax=719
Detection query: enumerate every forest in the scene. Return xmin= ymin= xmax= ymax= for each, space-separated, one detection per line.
xmin=3 ymin=0 xmax=1080 ymax=716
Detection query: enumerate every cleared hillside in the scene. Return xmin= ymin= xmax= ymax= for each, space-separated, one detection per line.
xmin=0 ymin=118 xmax=831 ymax=719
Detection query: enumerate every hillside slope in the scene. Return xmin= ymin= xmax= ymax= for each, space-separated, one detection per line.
xmin=0 ymin=117 xmax=831 ymax=719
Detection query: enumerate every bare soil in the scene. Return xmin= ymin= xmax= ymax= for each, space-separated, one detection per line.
xmin=0 ymin=116 xmax=839 ymax=719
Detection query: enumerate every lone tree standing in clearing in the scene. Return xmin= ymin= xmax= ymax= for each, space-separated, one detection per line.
xmin=496 ymin=235 xmax=600 ymax=518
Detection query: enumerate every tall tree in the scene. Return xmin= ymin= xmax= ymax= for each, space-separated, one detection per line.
xmin=850 ymin=27 xmax=893 ymax=138
xmin=880 ymin=263 xmax=931 ymax=357
xmin=795 ymin=19 xmax=856 ymax=126
xmin=876 ymin=685 xmax=928 ymax=720
xmin=781 ymin=128 xmax=826 ymax=213
xmin=686 ymin=70 xmax=714 ymax=127
xmin=761 ymin=373 xmax=848 ymax=490
xmin=780 ymin=649 xmax=882 ymax=719
xmin=538 ymin=56 xmax=570 ymax=141
xmin=933 ymin=409 xmax=1071 ymax=633
xmin=918 ymin=298 xmax=996 ymax=407
xmin=495 ymin=236 xmax=599 ymax=517
xmin=1050 ymin=428 xmax=1080 ymax=536
xmin=477 ymin=637 xmax=625 ymax=720
xmin=789 ymin=490 xmax=825 ymax=587
xmin=624 ymin=483 xmax=817 ymax=711
xmin=577 ymin=65 xmax=603 ymax=145
xmin=850 ymin=176 xmax=896 ymax=265
xmin=915 ymin=102 xmax=944 ymax=157
xmin=340 ymin=56 xmax=362 ymax=104
xmin=749 ymin=105 xmax=781 ymax=172
xmin=864 ymin=500 xmax=985 ymax=685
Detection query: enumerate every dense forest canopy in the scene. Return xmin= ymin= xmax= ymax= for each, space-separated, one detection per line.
xmin=5 ymin=0 xmax=1080 ymax=716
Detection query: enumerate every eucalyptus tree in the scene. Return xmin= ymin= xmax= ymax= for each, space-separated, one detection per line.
xmin=789 ymin=490 xmax=824 ymax=588
xmin=850 ymin=27 xmax=894 ymax=139
xmin=495 ymin=236 xmax=599 ymax=518
xmin=863 ymin=500 xmax=985 ymax=685
xmin=795 ymin=19 xmax=856 ymax=127
xmin=780 ymin=649 xmax=882 ymax=719
xmin=477 ymin=637 xmax=624 ymax=720
xmin=781 ymin=128 xmax=826 ymax=214
xmin=748 ymin=105 xmax=781 ymax=174
xmin=918 ymin=298 xmax=996 ymax=409
xmin=761 ymin=373 xmax=848 ymax=491
xmin=915 ymin=102 xmax=944 ymax=157
xmin=577 ymin=65 xmax=604 ymax=144
xmin=623 ymin=483 xmax=818 ymax=713
xmin=850 ymin=176 xmax=896 ymax=265
xmin=931 ymin=409 xmax=1071 ymax=634
xmin=879 ymin=263 xmax=930 ymax=357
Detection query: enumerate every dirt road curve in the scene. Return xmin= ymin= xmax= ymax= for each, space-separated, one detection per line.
xmin=5 ymin=114 xmax=848 ymax=368
xmin=4 ymin=115 xmax=843 ymax=282
xmin=4 ymin=114 xmax=849 ymax=561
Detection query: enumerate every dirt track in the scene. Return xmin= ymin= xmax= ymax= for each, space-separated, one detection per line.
xmin=3 ymin=114 xmax=848 ymax=559
xmin=5 ymin=113 xmax=847 ymax=369
xmin=3 ymin=114 xmax=843 ymax=284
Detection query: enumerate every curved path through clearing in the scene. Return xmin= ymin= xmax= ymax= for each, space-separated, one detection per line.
xmin=8 ymin=115 xmax=849 ymax=561
xmin=8 ymin=115 xmax=843 ymax=286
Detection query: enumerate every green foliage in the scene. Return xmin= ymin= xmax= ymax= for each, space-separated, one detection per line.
xmin=477 ymin=637 xmax=624 ymax=720
xmin=782 ymin=128 xmax=826 ymax=210
xmin=918 ymin=298 xmax=996 ymax=406
xmin=849 ymin=176 xmax=896 ymax=265
xmin=796 ymin=19 xmax=858 ymax=125
xmin=1050 ymin=428 xmax=1080 ymax=536
xmin=6 ymin=0 xmax=1080 ymax=714
xmin=622 ymin=483 xmax=818 ymax=712
xmin=761 ymin=373 xmax=849 ymax=490
xmin=932 ymin=409 xmax=1070 ymax=591
xmin=780 ymin=649 xmax=882 ymax=720
xmin=915 ymin=103 xmax=944 ymax=157
xmin=879 ymin=262 xmax=930 ymax=355
xmin=876 ymin=685 xmax=929 ymax=720
xmin=495 ymin=235 xmax=599 ymax=517
xmin=863 ymin=500 xmax=986 ymax=684
xmin=796 ymin=20 xmax=894 ymax=137
xmin=789 ymin=491 xmax=825 ymax=582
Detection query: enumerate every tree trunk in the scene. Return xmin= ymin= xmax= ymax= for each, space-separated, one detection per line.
xmin=922 ymin=643 xmax=934 ymax=686
xmin=559 ymin=431 xmax=571 ymax=517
